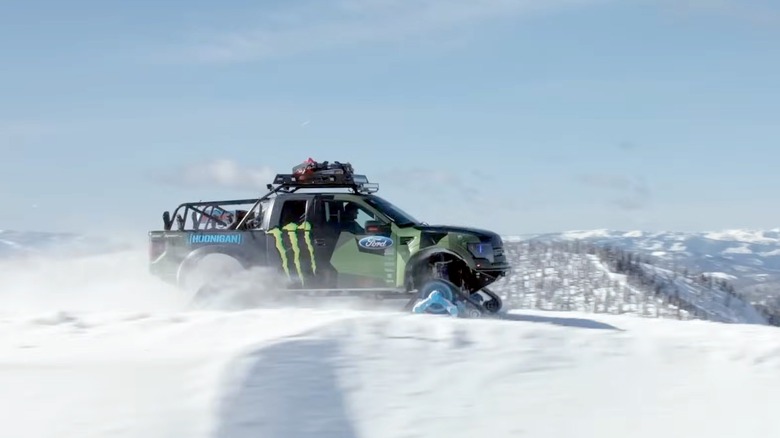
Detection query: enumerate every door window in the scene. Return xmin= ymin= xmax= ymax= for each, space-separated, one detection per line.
xmin=278 ymin=199 xmax=308 ymax=226
xmin=322 ymin=200 xmax=382 ymax=234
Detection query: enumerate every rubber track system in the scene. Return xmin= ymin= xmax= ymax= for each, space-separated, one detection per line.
xmin=407 ymin=278 xmax=503 ymax=319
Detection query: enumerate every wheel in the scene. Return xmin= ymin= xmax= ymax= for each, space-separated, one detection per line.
xmin=475 ymin=287 xmax=503 ymax=313
xmin=463 ymin=307 xmax=483 ymax=318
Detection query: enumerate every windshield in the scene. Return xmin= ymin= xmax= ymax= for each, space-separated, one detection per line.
xmin=364 ymin=195 xmax=420 ymax=226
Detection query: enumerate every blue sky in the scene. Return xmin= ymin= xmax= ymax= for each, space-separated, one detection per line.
xmin=1 ymin=0 xmax=779 ymax=236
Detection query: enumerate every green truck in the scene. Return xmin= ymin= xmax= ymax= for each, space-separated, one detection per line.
xmin=148 ymin=160 xmax=510 ymax=316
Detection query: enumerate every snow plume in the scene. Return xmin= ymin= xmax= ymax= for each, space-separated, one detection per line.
xmin=0 ymin=231 xmax=388 ymax=318
xmin=155 ymin=159 xmax=275 ymax=192
xmin=0 ymin=247 xmax=190 ymax=316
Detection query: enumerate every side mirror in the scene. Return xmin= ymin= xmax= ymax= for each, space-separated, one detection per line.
xmin=365 ymin=220 xmax=390 ymax=235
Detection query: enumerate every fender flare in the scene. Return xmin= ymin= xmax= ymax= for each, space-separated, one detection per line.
xmin=403 ymin=247 xmax=470 ymax=290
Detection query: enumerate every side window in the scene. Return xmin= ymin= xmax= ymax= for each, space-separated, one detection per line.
xmin=321 ymin=200 xmax=382 ymax=234
xmin=336 ymin=201 xmax=377 ymax=234
xmin=278 ymin=199 xmax=307 ymax=226
xmin=245 ymin=200 xmax=268 ymax=230
xmin=193 ymin=206 xmax=234 ymax=230
xmin=348 ymin=202 xmax=377 ymax=229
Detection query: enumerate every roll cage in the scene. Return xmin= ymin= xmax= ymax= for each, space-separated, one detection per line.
xmin=161 ymin=166 xmax=381 ymax=232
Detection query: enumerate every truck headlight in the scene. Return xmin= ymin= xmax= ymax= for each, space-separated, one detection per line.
xmin=467 ymin=242 xmax=494 ymax=262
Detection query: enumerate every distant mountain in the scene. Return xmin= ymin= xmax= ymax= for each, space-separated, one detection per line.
xmin=0 ymin=230 xmax=129 ymax=259
xmin=490 ymin=238 xmax=771 ymax=325
xmin=505 ymin=229 xmax=780 ymax=304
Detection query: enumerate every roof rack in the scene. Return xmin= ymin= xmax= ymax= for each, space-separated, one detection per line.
xmin=269 ymin=172 xmax=378 ymax=194
xmin=266 ymin=159 xmax=378 ymax=194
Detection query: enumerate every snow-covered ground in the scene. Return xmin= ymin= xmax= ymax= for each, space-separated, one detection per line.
xmin=2 ymin=248 xmax=780 ymax=437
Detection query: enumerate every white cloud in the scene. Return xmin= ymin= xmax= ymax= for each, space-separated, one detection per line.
xmin=178 ymin=0 xmax=609 ymax=63
xmin=156 ymin=159 xmax=276 ymax=192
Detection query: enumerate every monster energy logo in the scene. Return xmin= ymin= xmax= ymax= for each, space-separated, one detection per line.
xmin=268 ymin=221 xmax=316 ymax=285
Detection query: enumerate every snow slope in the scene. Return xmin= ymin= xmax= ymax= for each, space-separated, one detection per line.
xmin=642 ymin=263 xmax=768 ymax=324
xmin=2 ymin=248 xmax=780 ymax=437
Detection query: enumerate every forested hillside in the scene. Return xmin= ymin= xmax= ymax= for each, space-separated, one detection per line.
xmin=492 ymin=240 xmax=771 ymax=325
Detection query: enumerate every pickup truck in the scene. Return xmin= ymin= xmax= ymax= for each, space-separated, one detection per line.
xmin=148 ymin=160 xmax=510 ymax=314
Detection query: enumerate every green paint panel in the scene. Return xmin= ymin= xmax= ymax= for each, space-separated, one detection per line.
xmin=330 ymin=233 xmax=395 ymax=284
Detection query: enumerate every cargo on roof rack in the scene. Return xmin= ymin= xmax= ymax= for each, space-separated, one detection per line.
xmin=270 ymin=158 xmax=377 ymax=194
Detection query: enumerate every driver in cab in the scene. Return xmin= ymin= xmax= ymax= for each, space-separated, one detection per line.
xmin=340 ymin=203 xmax=365 ymax=235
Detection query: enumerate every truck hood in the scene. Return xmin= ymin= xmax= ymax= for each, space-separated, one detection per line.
xmin=414 ymin=224 xmax=502 ymax=242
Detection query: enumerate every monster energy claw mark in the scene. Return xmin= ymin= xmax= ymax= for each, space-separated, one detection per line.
xmin=299 ymin=221 xmax=316 ymax=274
xmin=269 ymin=228 xmax=289 ymax=278
xmin=268 ymin=221 xmax=316 ymax=285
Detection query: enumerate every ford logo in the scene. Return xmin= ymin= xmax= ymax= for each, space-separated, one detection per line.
xmin=358 ymin=235 xmax=393 ymax=249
